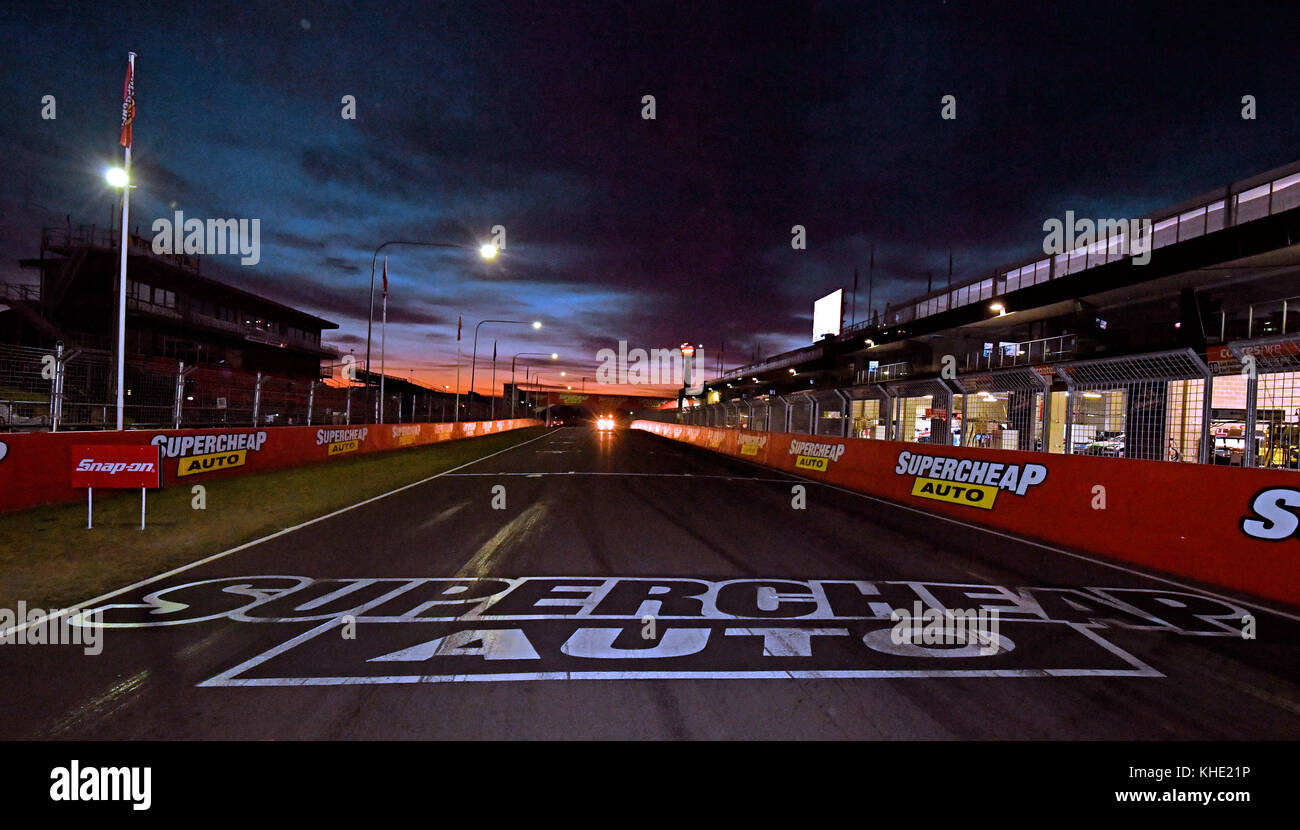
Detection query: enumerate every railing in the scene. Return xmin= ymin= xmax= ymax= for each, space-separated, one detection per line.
xmin=854 ymin=361 xmax=910 ymax=385
xmin=880 ymin=162 xmax=1300 ymax=331
xmin=0 ymin=283 xmax=40 ymax=304
xmin=0 ymin=344 xmax=474 ymax=431
xmin=963 ymin=334 xmax=1076 ymax=371
xmin=41 ymin=225 xmax=202 ymax=274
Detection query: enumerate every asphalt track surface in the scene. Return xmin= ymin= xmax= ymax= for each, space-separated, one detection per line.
xmin=1 ymin=425 xmax=1298 ymax=739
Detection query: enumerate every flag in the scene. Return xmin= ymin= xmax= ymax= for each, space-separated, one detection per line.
xmin=492 ymin=341 xmax=497 ymax=361
xmin=457 ymin=315 xmax=462 ymax=341
xmin=382 ymin=257 xmax=388 ymax=297
xmin=120 ymin=54 xmax=136 ymax=148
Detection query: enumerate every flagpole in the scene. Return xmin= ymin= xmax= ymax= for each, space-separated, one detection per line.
xmin=115 ymin=52 xmax=135 ymax=431
xmin=867 ymin=244 xmax=875 ymax=326
xmin=490 ymin=340 xmax=497 ymax=419
xmin=379 ymin=257 xmax=387 ymax=425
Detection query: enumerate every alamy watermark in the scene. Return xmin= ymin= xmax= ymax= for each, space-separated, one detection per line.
xmin=151 ymin=210 xmax=260 ymax=265
xmin=889 ymin=602 xmax=1004 ymax=656
xmin=596 ymin=341 xmax=705 ymax=393
xmin=1042 ymin=211 xmax=1152 ymax=266
xmin=0 ymin=603 xmax=102 ymax=655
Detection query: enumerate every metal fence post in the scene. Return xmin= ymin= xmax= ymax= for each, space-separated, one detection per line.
xmin=173 ymin=361 xmax=185 ymax=429
xmin=252 ymin=372 xmax=262 ymax=426
xmin=345 ymin=385 xmax=352 ymax=425
xmin=1243 ymin=363 xmax=1258 ymax=468
xmin=49 ymin=341 xmax=64 ymax=432
xmin=833 ymin=388 xmax=850 ymax=437
xmin=1056 ymin=368 xmax=1075 ymax=453
xmin=1033 ymin=370 xmax=1051 ymax=453
xmin=876 ymin=385 xmax=892 ymax=440
xmin=49 ymin=340 xmax=63 ymax=431
xmin=952 ymin=377 xmax=969 ymax=446
xmin=306 ymin=380 xmax=315 ymax=426
xmin=935 ymin=379 xmax=954 ymax=445
xmin=1186 ymin=349 xmax=1214 ymax=465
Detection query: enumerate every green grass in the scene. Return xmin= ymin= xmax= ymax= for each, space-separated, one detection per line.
xmin=0 ymin=426 xmax=547 ymax=610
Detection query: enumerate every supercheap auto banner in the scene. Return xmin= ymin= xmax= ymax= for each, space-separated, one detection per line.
xmin=0 ymin=419 xmax=540 ymax=513
xmin=634 ymin=421 xmax=1300 ymax=607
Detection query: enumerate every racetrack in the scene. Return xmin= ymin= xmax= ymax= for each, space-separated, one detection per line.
xmin=2 ymin=425 xmax=1296 ymax=739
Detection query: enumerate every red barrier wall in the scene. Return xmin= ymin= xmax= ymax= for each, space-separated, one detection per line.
xmin=0 ymin=419 xmax=541 ymax=513
xmin=634 ymin=421 xmax=1300 ymax=608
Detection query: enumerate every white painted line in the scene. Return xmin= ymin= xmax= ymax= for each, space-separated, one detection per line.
xmin=203 ymin=668 xmax=1160 ymax=686
xmin=0 ymin=428 xmax=557 ymax=639
xmin=640 ymin=428 xmax=1300 ymax=624
xmin=441 ymin=471 xmax=792 ymax=481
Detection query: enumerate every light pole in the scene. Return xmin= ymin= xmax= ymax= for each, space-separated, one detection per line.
xmin=365 ymin=239 xmax=497 ymax=423
xmin=489 ymin=340 xmax=497 ymax=419
xmin=534 ymin=375 xmax=553 ymax=426
xmin=105 ymin=164 xmax=133 ymax=430
xmin=469 ymin=319 xmax=540 ymax=420
xmin=511 ymin=352 xmax=557 ymax=417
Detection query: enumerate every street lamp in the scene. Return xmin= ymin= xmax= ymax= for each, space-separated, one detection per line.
xmin=365 ymin=239 xmax=497 ymax=423
xmin=104 ymin=166 xmax=129 ymax=188
xmin=468 ymin=319 xmax=542 ymax=420
xmin=511 ymin=351 xmax=557 ymax=417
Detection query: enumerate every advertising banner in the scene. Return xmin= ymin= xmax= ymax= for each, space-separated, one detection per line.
xmin=0 ymin=419 xmax=540 ymax=513
xmin=69 ymin=445 xmax=161 ymax=489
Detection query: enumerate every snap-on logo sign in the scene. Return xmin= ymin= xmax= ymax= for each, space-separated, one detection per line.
xmin=75 ymin=459 xmax=156 ymax=474
xmin=788 ymin=440 xmax=845 ymax=471
xmin=70 ymin=445 xmax=161 ymax=489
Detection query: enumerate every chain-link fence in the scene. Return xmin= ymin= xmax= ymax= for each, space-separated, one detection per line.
xmin=662 ymin=338 xmax=1300 ymax=471
xmin=953 ymin=367 xmax=1049 ymax=451
xmin=0 ymin=343 xmax=494 ymax=431
xmin=1056 ymin=349 xmax=1210 ymax=463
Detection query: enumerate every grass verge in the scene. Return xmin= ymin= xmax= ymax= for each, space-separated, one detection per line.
xmin=0 ymin=426 xmax=548 ymax=610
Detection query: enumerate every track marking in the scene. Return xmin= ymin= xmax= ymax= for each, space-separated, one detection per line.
xmin=442 ymin=471 xmax=793 ymax=481
xmin=0 ymin=429 xmax=557 ymax=640
xmin=198 ymin=617 xmax=1161 ymax=687
xmin=642 ymin=430 xmax=1300 ymax=624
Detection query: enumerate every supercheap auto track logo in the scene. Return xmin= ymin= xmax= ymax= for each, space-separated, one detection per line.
xmin=391 ymin=425 xmax=420 ymax=446
xmin=895 ymin=450 xmax=1047 ymax=510
xmin=789 ymin=440 xmax=845 ymax=471
xmin=317 ymin=427 xmax=369 ymax=456
xmin=74 ymin=575 xmax=1259 ymax=685
xmin=151 ymin=431 xmax=268 ymax=477
xmin=738 ymin=434 xmax=768 ymax=456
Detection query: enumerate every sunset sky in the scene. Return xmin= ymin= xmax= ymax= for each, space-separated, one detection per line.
xmin=2 ymin=1 xmax=1298 ymax=396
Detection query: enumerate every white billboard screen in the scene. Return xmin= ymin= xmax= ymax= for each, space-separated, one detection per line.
xmin=813 ymin=289 xmax=844 ymax=341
